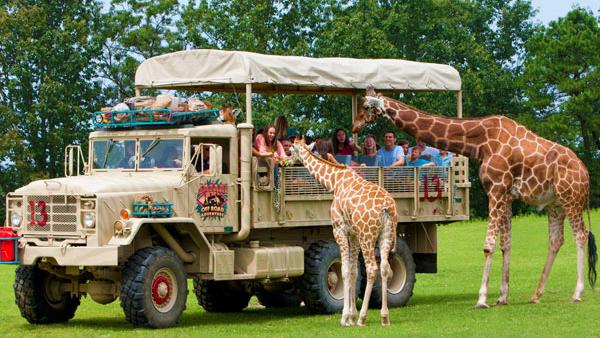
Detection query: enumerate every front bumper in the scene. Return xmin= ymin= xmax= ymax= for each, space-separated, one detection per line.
xmin=19 ymin=245 xmax=118 ymax=266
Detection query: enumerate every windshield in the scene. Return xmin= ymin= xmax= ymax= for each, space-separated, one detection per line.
xmin=92 ymin=139 xmax=136 ymax=169
xmin=140 ymin=139 xmax=183 ymax=169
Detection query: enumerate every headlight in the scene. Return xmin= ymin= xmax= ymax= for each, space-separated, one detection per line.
xmin=10 ymin=210 xmax=22 ymax=227
xmin=83 ymin=212 xmax=95 ymax=228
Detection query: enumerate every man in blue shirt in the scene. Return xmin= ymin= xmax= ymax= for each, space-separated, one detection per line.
xmin=377 ymin=131 xmax=405 ymax=166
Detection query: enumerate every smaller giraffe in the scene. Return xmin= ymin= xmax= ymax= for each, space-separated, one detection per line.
xmin=290 ymin=137 xmax=398 ymax=326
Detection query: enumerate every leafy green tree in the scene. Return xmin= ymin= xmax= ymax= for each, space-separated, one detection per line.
xmin=521 ymin=7 xmax=600 ymax=205
xmin=95 ymin=0 xmax=183 ymax=100
xmin=0 ymin=0 xmax=103 ymax=217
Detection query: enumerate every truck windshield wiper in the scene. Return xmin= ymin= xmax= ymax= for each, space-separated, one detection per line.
xmin=142 ymin=139 xmax=161 ymax=157
xmin=101 ymin=139 xmax=114 ymax=168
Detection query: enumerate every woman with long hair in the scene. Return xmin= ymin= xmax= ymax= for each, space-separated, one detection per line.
xmin=331 ymin=128 xmax=361 ymax=156
xmin=254 ymin=124 xmax=287 ymax=163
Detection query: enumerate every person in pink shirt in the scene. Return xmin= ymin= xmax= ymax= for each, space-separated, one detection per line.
xmin=254 ymin=124 xmax=287 ymax=164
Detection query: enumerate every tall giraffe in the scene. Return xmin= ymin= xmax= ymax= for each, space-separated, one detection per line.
xmin=290 ymin=138 xmax=398 ymax=326
xmin=351 ymin=87 xmax=597 ymax=308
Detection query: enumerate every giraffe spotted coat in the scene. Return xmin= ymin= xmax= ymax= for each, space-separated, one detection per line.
xmin=290 ymin=139 xmax=397 ymax=326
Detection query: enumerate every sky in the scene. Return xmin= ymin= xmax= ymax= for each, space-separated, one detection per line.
xmin=531 ymin=0 xmax=600 ymax=24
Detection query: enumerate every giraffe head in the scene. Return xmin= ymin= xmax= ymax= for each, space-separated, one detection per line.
xmin=290 ymin=136 xmax=315 ymax=163
xmin=351 ymin=86 xmax=385 ymax=133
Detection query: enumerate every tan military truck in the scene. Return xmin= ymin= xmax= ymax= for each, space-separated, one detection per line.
xmin=4 ymin=50 xmax=470 ymax=328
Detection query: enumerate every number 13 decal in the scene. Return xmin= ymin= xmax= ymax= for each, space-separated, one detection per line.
xmin=29 ymin=201 xmax=48 ymax=226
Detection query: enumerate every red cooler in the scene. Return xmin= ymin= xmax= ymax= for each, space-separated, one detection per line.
xmin=0 ymin=228 xmax=19 ymax=264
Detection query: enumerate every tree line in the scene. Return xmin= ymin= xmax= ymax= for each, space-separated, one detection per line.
xmin=1 ymin=0 xmax=598 ymax=219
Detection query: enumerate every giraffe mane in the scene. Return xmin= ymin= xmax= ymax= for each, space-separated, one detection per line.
xmin=301 ymin=144 xmax=349 ymax=170
xmin=381 ymin=95 xmax=502 ymax=121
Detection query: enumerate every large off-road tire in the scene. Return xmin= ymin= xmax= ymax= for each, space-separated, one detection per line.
xmin=120 ymin=247 xmax=188 ymax=328
xmin=255 ymin=283 xmax=302 ymax=308
xmin=365 ymin=239 xmax=416 ymax=308
xmin=14 ymin=265 xmax=80 ymax=324
xmin=298 ymin=240 xmax=363 ymax=314
xmin=194 ymin=279 xmax=251 ymax=312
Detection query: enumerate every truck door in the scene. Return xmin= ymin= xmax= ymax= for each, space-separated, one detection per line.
xmin=186 ymin=143 xmax=238 ymax=234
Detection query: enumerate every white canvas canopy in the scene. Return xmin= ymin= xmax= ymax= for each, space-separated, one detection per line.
xmin=135 ymin=49 xmax=461 ymax=95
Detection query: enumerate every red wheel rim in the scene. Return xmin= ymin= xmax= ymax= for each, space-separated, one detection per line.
xmin=151 ymin=268 xmax=177 ymax=312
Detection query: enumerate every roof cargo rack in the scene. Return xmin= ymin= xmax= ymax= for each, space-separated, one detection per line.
xmin=92 ymin=108 xmax=220 ymax=128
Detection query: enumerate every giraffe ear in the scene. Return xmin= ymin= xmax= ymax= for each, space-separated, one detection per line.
xmin=366 ymin=85 xmax=376 ymax=97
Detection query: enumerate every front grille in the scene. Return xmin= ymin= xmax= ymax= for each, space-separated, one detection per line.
xmin=26 ymin=195 xmax=79 ymax=234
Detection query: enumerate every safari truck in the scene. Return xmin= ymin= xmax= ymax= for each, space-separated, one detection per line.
xmin=3 ymin=49 xmax=470 ymax=328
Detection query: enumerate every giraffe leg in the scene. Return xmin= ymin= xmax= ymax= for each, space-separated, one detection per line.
xmin=530 ymin=206 xmax=565 ymax=303
xmin=333 ymin=226 xmax=353 ymax=326
xmin=378 ymin=212 xmax=395 ymax=326
xmin=348 ymin=236 xmax=361 ymax=325
xmin=357 ymin=244 xmax=377 ymax=326
xmin=379 ymin=241 xmax=393 ymax=326
xmin=476 ymin=192 xmax=509 ymax=308
xmin=497 ymin=203 xmax=512 ymax=306
xmin=566 ymin=210 xmax=587 ymax=302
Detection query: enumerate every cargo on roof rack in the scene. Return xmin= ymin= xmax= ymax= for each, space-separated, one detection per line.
xmin=92 ymin=108 xmax=220 ymax=128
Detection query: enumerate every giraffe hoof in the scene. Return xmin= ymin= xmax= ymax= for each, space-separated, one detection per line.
xmin=357 ymin=318 xmax=366 ymax=327
xmin=381 ymin=316 xmax=390 ymax=326
xmin=495 ymin=300 xmax=508 ymax=306
xmin=474 ymin=302 xmax=490 ymax=309
xmin=571 ymin=297 xmax=582 ymax=303
xmin=529 ymin=298 xmax=539 ymax=304
xmin=340 ymin=321 xmax=353 ymax=327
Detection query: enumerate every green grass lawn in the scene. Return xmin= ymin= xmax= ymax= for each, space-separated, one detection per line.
xmin=1 ymin=211 xmax=599 ymax=337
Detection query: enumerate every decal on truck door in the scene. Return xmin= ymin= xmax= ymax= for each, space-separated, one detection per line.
xmin=195 ymin=179 xmax=228 ymax=220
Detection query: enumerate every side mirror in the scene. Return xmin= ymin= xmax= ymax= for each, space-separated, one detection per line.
xmin=64 ymin=145 xmax=88 ymax=176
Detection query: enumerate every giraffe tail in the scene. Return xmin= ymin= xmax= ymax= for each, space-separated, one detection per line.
xmin=586 ymin=193 xmax=597 ymax=289
xmin=588 ymin=231 xmax=597 ymax=289
xmin=381 ymin=208 xmax=397 ymax=254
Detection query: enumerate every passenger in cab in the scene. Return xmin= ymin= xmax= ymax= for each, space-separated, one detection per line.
xmin=156 ymin=145 xmax=183 ymax=168
xmin=377 ymin=131 xmax=405 ymax=166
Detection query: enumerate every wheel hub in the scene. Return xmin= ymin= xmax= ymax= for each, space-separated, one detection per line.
xmin=151 ymin=271 xmax=174 ymax=309
xmin=388 ymin=255 xmax=407 ymax=294
xmin=326 ymin=259 xmax=343 ymax=299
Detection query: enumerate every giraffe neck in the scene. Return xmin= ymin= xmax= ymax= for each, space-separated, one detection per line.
xmin=298 ymin=145 xmax=346 ymax=192
xmin=381 ymin=96 xmax=485 ymax=159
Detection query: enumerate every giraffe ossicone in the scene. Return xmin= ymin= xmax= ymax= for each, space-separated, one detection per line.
xmin=290 ymin=137 xmax=398 ymax=326
xmin=352 ymin=89 xmax=598 ymax=308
